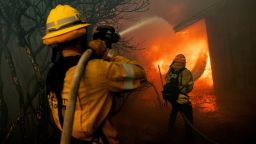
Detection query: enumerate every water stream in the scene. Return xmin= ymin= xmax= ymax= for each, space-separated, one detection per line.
xmin=119 ymin=16 xmax=167 ymax=37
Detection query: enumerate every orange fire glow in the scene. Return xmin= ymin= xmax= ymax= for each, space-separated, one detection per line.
xmin=198 ymin=53 xmax=213 ymax=87
xmin=136 ymin=19 xmax=217 ymax=112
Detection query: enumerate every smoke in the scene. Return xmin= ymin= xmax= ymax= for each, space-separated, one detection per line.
xmin=124 ymin=18 xmax=210 ymax=80
xmin=148 ymin=0 xmax=220 ymax=26
xmin=120 ymin=13 xmax=216 ymax=112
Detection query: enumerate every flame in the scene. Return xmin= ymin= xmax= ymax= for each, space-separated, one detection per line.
xmin=198 ymin=53 xmax=213 ymax=87
xmin=153 ymin=59 xmax=168 ymax=73
xmin=136 ymin=19 xmax=217 ymax=112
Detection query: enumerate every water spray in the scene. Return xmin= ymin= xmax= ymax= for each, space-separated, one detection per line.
xmin=119 ymin=16 xmax=168 ymax=37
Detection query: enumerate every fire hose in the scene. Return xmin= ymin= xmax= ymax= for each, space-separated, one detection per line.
xmin=58 ymin=47 xmax=217 ymax=144
xmin=60 ymin=49 xmax=218 ymax=144
xmin=180 ymin=111 xmax=219 ymax=144
xmin=60 ymin=49 xmax=93 ymax=144
xmin=61 ymin=25 xmax=119 ymax=144
xmin=148 ymin=81 xmax=218 ymax=144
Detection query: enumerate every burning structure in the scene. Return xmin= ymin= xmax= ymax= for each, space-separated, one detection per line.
xmin=1 ymin=0 xmax=256 ymax=144
xmin=116 ymin=0 xmax=256 ymax=143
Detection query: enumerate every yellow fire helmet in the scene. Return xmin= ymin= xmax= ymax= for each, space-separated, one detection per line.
xmin=42 ymin=4 xmax=90 ymax=45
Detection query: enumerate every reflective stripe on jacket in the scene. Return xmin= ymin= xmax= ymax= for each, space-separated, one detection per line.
xmin=48 ymin=49 xmax=146 ymax=141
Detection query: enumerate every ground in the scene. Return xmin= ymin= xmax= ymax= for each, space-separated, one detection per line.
xmin=110 ymin=88 xmax=256 ymax=144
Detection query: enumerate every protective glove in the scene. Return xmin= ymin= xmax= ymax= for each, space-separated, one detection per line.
xmin=88 ymin=39 xmax=108 ymax=58
xmin=176 ymin=94 xmax=189 ymax=104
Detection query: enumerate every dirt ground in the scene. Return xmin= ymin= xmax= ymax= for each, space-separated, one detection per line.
xmin=110 ymin=89 xmax=256 ymax=144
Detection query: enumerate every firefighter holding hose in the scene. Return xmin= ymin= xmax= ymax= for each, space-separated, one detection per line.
xmin=42 ymin=4 xmax=146 ymax=144
xmin=162 ymin=54 xmax=194 ymax=139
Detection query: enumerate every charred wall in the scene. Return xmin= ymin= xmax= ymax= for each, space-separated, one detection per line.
xmin=205 ymin=0 xmax=256 ymax=115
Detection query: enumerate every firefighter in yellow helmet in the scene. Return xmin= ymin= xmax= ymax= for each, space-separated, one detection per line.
xmin=162 ymin=54 xmax=194 ymax=139
xmin=42 ymin=4 xmax=146 ymax=144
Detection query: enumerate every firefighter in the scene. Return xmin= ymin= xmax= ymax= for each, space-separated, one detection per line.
xmin=162 ymin=54 xmax=194 ymax=139
xmin=42 ymin=4 xmax=146 ymax=144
